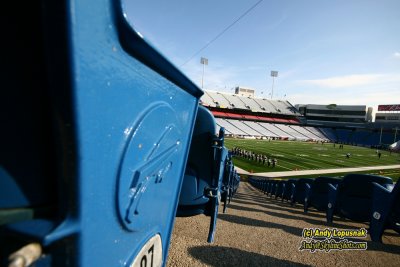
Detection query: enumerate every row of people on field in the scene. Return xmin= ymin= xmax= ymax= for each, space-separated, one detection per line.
xmin=231 ymin=147 xmax=278 ymax=167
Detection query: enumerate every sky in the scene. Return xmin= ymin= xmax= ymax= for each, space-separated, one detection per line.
xmin=124 ymin=0 xmax=400 ymax=111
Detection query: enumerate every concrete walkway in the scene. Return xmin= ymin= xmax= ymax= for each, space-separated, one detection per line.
xmin=233 ymin=166 xmax=250 ymax=175
xmin=168 ymin=182 xmax=400 ymax=266
xmin=236 ymin=164 xmax=400 ymax=178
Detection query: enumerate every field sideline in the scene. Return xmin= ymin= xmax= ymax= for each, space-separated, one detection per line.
xmin=224 ymin=138 xmax=400 ymax=180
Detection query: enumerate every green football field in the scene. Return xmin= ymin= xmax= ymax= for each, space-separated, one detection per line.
xmin=224 ymin=138 xmax=400 ymax=180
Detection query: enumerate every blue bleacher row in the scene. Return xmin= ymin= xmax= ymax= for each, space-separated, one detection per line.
xmin=248 ymin=175 xmax=400 ymax=242
xmin=0 ymin=1 xmax=240 ymax=266
xmin=201 ymin=90 xmax=300 ymax=116
xmin=320 ymin=128 xmax=399 ymax=147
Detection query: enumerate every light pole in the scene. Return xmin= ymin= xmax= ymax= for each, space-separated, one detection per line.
xmin=270 ymin=70 xmax=278 ymax=99
xmin=201 ymin=57 xmax=208 ymax=89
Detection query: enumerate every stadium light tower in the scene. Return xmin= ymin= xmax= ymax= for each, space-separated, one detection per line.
xmin=270 ymin=70 xmax=278 ymax=99
xmin=201 ymin=57 xmax=208 ymax=89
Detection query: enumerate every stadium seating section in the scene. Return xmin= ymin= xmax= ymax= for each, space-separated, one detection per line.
xmin=249 ymin=174 xmax=397 ymax=243
xmin=201 ymin=91 xmax=300 ymax=116
xmin=215 ymin=117 xmax=330 ymax=141
xmin=200 ymin=91 xmax=399 ymax=147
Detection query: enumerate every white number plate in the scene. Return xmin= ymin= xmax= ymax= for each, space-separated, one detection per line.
xmin=131 ymin=234 xmax=163 ymax=267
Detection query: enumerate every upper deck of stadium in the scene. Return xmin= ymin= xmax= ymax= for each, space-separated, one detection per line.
xmin=200 ymin=90 xmax=300 ymax=116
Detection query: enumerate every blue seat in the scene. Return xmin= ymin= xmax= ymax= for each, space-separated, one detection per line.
xmin=222 ymin=152 xmax=240 ymax=211
xmin=261 ymin=179 xmax=268 ymax=194
xmin=327 ymin=174 xmax=393 ymax=223
xmin=221 ymin=153 xmax=234 ymax=213
xmin=261 ymin=179 xmax=269 ymax=194
xmin=1 ymin=0 xmax=202 ymax=266
xmin=291 ymin=178 xmax=315 ymax=206
xmin=281 ymin=179 xmax=296 ymax=202
xmin=250 ymin=178 xmax=265 ymax=193
xmin=268 ymin=180 xmax=278 ymax=197
xmin=304 ymin=177 xmax=341 ymax=213
xmin=231 ymin=170 xmax=240 ymax=198
xmin=274 ymin=181 xmax=285 ymax=200
xmin=229 ymin=161 xmax=240 ymax=202
xmin=369 ymin=181 xmax=400 ymax=242
xmin=249 ymin=177 xmax=255 ymax=187
xmin=177 ymin=106 xmax=228 ymax=242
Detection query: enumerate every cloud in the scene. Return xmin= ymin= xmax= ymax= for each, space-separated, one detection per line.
xmin=394 ymin=52 xmax=400 ymax=59
xmin=298 ymin=74 xmax=388 ymax=88
xmin=288 ymin=74 xmax=400 ymax=108
xmin=288 ymin=72 xmax=400 ymax=108
xmin=290 ymin=89 xmax=399 ymax=107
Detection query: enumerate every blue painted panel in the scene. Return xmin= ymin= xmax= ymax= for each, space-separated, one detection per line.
xmin=70 ymin=1 xmax=201 ymax=265
xmin=1 ymin=0 xmax=202 ymax=266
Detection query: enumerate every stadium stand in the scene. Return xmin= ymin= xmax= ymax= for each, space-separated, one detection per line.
xmin=242 ymin=121 xmax=279 ymax=138
xmin=207 ymin=91 xmax=232 ymax=108
xmin=261 ymin=123 xmax=294 ymax=139
xmin=274 ymin=124 xmax=308 ymax=140
xmin=201 ymin=90 xmax=301 ymax=116
xmin=226 ymin=94 xmax=249 ymax=110
xmin=316 ymin=127 xmax=337 ymax=141
xmin=200 ymin=91 xmax=217 ymax=108
xmin=228 ymin=120 xmax=264 ymax=136
xmin=275 ymin=100 xmax=300 ymax=115
xmin=334 ymin=129 xmax=354 ymax=143
xmin=290 ymin=125 xmax=325 ymax=141
xmin=253 ymin=98 xmax=277 ymax=113
xmin=201 ymin=91 xmax=398 ymax=148
xmin=239 ymin=96 xmax=265 ymax=112
xmin=215 ymin=118 xmax=247 ymax=136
